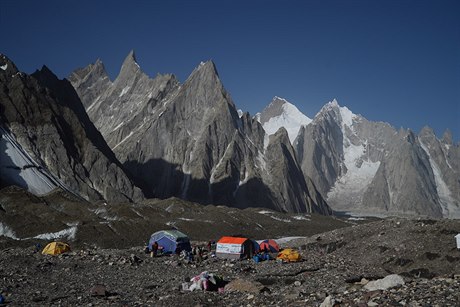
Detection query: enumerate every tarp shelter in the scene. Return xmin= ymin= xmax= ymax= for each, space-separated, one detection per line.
xmin=149 ymin=230 xmax=191 ymax=254
xmin=456 ymin=234 xmax=460 ymax=250
xmin=216 ymin=236 xmax=256 ymax=260
xmin=276 ymin=248 xmax=302 ymax=262
xmin=42 ymin=242 xmax=71 ymax=255
xmin=259 ymin=239 xmax=280 ymax=253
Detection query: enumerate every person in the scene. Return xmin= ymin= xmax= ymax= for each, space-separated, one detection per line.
xmin=151 ymin=241 xmax=159 ymax=257
xmin=207 ymin=241 xmax=212 ymax=252
xmin=196 ymin=246 xmax=203 ymax=263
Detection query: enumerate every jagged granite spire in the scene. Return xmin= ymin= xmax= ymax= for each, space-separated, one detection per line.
xmin=70 ymin=56 xmax=331 ymax=214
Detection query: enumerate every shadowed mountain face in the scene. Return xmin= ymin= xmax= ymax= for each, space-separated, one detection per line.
xmin=70 ymin=52 xmax=331 ymax=214
xmin=0 ymin=54 xmax=143 ymax=203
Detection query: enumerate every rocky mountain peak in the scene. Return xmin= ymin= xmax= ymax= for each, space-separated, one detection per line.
xmin=68 ymin=58 xmax=110 ymax=87
xmin=0 ymin=54 xmax=19 ymax=76
xmin=258 ymin=96 xmax=289 ymax=125
xmin=187 ymin=60 xmax=220 ymax=82
xmin=320 ymin=98 xmax=340 ymax=113
xmin=90 ymin=59 xmax=109 ymax=79
xmin=441 ymin=129 xmax=453 ymax=145
xmin=35 ymin=65 xmax=56 ymax=80
xmin=114 ymin=50 xmax=142 ymax=86
xmin=419 ymin=126 xmax=436 ymax=139
xmin=269 ymin=126 xmax=291 ymax=146
xmin=124 ymin=49 xmax=138 ymax=65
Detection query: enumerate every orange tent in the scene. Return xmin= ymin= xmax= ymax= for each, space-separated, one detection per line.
xmin=259 ymin=239 xmax=280 ymax=253
xmin=216 ymin=236 xmax=256 ymax=260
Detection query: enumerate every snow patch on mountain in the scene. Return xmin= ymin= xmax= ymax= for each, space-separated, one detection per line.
xmin=339 ymin=105 xmax=354 ymax=127
xmin=419 ymin=141 xmax=460 ymax=218
xmin=327 ymin=142 xmax=380 ymax=208
xmin=112 ymin=132 xmax=133 ymax=150
xmin=119 ymin=86 xmax=130 ymax=97
xmin=0 ymin=222 xmax=19 ymax=240
xmin=1 ymin=127 xmax=57 ymax=195
xmin=33 ymin=226 xmax=78 ymax=240
xmin=0 ymin=63 xmax=7 ymax=70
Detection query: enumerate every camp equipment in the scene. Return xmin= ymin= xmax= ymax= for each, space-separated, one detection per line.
xmin=276 ymin=248 xmax=302 ymax=262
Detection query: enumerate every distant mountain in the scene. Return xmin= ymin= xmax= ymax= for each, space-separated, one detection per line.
xmin=280 ymin=99 xmax=460 ymax=218
xmin=256 ymin=96 xmax=312 ymax=143
xmin=0 ymin=54 xmax=143 ymax=203
xmin=70 ymin=52 xmax=331 ymax=214
xmin=6 ymin=50 xmax=456 ymax=219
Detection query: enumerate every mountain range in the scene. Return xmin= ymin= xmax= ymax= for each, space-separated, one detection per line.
xmin=1 ymin=51 xmax=459 ymax=218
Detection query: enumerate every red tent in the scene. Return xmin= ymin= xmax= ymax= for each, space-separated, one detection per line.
xmin=259 ymin=239 xmax=280 ymax=253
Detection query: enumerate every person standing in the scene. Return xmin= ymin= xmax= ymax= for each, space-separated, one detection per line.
xmin=151 ymin=241 xmax=159 ymax=257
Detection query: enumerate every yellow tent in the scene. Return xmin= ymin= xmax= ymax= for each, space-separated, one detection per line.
xmin=42 ymin=242 xmax=71 ymax=255
xmin=276 ymin=248 xmax=302 ymax=262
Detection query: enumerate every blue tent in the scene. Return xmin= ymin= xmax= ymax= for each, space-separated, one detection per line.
xmin=149 ymin=230 xmax=192 ymax=254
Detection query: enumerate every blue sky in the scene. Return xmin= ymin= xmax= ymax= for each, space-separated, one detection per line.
xmin=2 ymin=0 xmax=459 ymax=141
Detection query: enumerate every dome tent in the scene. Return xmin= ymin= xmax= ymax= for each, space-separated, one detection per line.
xmin=259 ymin=239 xmax=280 ymax=253
xmin=148 ymin=230 xmax=191 ymax=254
xmin=42 ymin=241 xmax=71 ymax=255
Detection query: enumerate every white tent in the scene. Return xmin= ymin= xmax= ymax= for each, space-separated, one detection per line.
xmin=455 ymin=234 xmax=460 ymax=250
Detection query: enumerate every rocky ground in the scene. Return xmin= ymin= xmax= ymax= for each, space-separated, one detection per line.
xmin=1 ymin=217 xmax=459 ymax=306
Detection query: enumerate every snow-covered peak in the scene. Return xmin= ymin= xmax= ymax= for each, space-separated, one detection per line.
xmin=258 ymin=96 xmax=312 ymax=144
xmin=321 ymin=98 xmax=340 ymax=111
xmin=272 ymin=96 xmax=289 ymax=104
xmin=316 ymin=99 xmax=356 ymax=128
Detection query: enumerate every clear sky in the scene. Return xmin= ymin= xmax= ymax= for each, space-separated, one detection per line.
xmin=2 ymin=0 xmax=459 ymax=141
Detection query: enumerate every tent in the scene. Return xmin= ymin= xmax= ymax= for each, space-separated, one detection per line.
xmin=250 ymin=239 xmax=260 ymax=254
xmin=259 ymin=239 xmax=280 ymax=253
xmin=276 ymin=248 xmax=302 ymax=262
xmin=42 ymin=242 xmax=71 ymax=255
xmin=455 ymin=234 xmax=460 ymax=250
xmin=216 ymin=236 xmax=256 ymax=260
xmin=148 ymin=230 xmax=191 ymax=254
